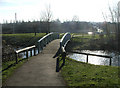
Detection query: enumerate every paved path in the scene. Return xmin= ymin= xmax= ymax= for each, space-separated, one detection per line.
xmin=4 ymin=39 xmax=66 ymax=86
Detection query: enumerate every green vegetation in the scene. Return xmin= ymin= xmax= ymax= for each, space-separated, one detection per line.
xmin=66 ymin=33 xmax=118 ymax=52
xmin=61 ymin=57 xmax=120 ymax=87
xmin=2 ymin=33 xmax=47 ymax=84
xmin=2 ymin=33 xmax=46 ymax=47
xmin=2 ymin=58 xmax=28 ymax=84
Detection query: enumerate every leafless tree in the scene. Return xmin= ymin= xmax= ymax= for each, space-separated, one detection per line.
xmin=102 ymin=12 xmax=110 ymax=39
xmin=40 ymin=4 xmax=53 ymax=34
xmin=72 ymin=15 xmax=79 ymax=22
xmin=102 ymin=2 xmax=120 ymax=51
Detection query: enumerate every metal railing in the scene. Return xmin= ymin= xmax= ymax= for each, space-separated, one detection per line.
xmin=37 ymin=32 xmax=59 ymax=53
xmin=56 ymin=32 xmax=71 ymax=72
xmin=60 ymin=32 xmax=71 ymax=48
xmin=71 ymin=50 xmax=112 ymax=66
xmin=2 ymin=32 xmax=59 ymax=72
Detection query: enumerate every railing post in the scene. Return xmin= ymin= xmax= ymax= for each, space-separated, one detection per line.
xmin=44 ymin=38 xmax=46 ymax=46
xmin=38 ymin=42 xmax=40 ymax=54
xmin=40 ymin=43 xmax=43 ymax=51
xmin=86 ymin=55 xmax=88 ymax=63
xmin=26 ymin=50 xmax=28 ymax=58
xmin=34 ymin=47 xmax=36 ymax=56
xmin=110 ymin=58 xmax=112 ymax=66
xmin=15 ymin=52 xmax=18 ymax=64
xmin=56 ymin=57 xmax=59 ymax=72
xmin=62 ymin=52 xmax=66 ymax=66
xmin=30 ymin=49 xmax=32 ymax=57
xmin=46 ymin=36 xmax=48 ymax=44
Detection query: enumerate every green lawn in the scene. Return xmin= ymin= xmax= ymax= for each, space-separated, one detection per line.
xmin=2 ymin=33 xmax=46 ymax=47
xmin=61 ymin=57 xmax=120 ymax=88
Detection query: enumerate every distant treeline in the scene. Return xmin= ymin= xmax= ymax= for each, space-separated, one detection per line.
xmin=2 ymin=20 xmax=96 ymax=34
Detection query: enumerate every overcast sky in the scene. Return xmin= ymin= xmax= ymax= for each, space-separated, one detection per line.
xmin=0 ymin=0 xmax=119 ymax=23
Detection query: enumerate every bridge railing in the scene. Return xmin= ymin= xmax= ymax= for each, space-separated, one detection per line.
xmin=37 ymin=32 xmax=59 ymax=53
xmin=56 ymin=32 xmax=71 ymax=72
xmin=60 ymin=32 xmax=71 ymax=48
xmin=2 ymin=32 xmax=59 ymax=72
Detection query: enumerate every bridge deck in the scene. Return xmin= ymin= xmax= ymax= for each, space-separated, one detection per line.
xmin=4 ymin=39 xmax=65 ymax=86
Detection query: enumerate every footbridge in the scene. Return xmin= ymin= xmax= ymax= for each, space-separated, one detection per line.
xmin=3 ymin=32 xmax=71 ymax=86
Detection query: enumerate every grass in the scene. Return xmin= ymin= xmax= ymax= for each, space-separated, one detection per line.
xmin=61 ymin=57 xmax=120 ymax=88
xmin=2 ymin=58 xmax=28 ymax=84
xmin=2 ymin=33 xmax=46 ymax=47
xmin=66 ymin=33 xmax=118 ymax=52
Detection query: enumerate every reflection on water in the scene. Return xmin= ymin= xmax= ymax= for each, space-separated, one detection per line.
xmin=68 ymin=50 xmax=120 ymax=66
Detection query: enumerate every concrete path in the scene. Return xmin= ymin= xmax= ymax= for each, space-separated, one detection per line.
xmin=4 ymin=39 xmax=66 ymax=86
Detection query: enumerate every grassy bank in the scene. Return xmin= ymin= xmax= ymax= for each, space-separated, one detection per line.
xmin=2 ymin=58 xmax=28 ymax=85
xmin=61 ymin=57 xmax=120 ymax=87
xmin=66 ymin=34 xmax=118 ymax=52
xmin=2 ymin=33 xmax=46 ymax=47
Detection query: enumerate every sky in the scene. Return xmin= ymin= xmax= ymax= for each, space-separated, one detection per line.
xmin=0 ymin=0 xmax=119 ymax=23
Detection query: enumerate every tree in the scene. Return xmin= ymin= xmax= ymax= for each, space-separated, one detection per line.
xmin=102 ymin=1 xmax=120 ymax=51
xmin=72 ymin=15 xmax=79 ymax=22
xmin=40 ymin=4 xmax=53 ymax=34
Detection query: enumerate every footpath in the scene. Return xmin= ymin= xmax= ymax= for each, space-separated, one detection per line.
xmin=4 ymin=39 xmax=66 ymax=86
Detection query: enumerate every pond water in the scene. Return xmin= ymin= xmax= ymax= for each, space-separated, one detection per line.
xmin=17 ymin=48 xmax=39 ymax=59
xmin=68 ymin=50 xmax=120 ymax=66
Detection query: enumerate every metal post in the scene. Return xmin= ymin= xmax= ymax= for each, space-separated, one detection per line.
xmin=38 ymin=42 xmax=40 ymax=54
xmin=26 ymin=50 xmax=28 ymax=58
xmin=56 ymin=57 xmax=59 ymax=72
xmin=40 ymin=42 xmax=43 ymax=51
xmin=30 ymin=49 xmax=32 ymax=57
xmin=109 ymin=58 xmax=112 ymax=66
xmin=62 ymin=52 xmax=66 ymax=66
xmin=34 ymin=47 xmax=36 ymax=56
xmin=86 ymin=55 xmax=88 ymax=63
xmin=15 ymin=52 xmax=18 ymax=64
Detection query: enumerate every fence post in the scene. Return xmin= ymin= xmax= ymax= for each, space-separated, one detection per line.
xmin=56 ymin=57 xmax=59 ymax=72
xmin=38 ymin=42 xmax=40 ymax=54
xmin=109 ymin=58 xmax=112 ymax=66
xmin=34 ymin=47 xmax=36 ymax=56
xmin=30 ymin=49 xmax=32 ymax=57
xmin=26 ymin=50 xmax=28 ymax=58
xmin=62 ymin=52 xmax=66 ymax=66
xmin=86 ymin=55 xmax=88 ymax=63
xmin=15 ymin=52 xmax=18 ymax=64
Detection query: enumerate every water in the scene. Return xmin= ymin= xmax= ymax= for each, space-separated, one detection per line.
xmin=17 ymin=48 xmax=39 ymax=59
xmin=68 ymin=50 xmax=120 ymax=66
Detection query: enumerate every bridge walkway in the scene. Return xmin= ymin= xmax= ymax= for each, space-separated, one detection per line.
xmin=4 ymin=39 xmax=66 ymax=86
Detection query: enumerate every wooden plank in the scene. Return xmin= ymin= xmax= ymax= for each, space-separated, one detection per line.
xmin=16 ymin=45 xmax=35 ymax=53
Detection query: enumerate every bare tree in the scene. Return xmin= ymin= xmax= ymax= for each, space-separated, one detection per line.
xmin=72 ymin=15 xmax=79 ymax=22
xmin=40 ymin=4 xmax=53 ymax=34
xmin=102 ymin=12 xmax=110 ymax=39
xmin=102 ymin=2 xmax=120 ymax=51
